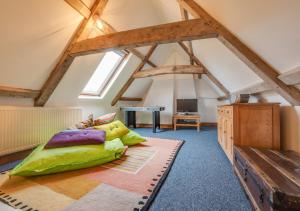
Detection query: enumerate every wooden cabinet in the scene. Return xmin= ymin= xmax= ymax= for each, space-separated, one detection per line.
xmin=173 ymin=114 xmax=201 ymax=131
xmin=217 ymin=103 xmax=280 ymax=163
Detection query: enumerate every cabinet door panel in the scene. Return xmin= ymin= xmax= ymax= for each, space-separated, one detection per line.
xmin=238 ymin=106 xmax=273 ymax=148
xmin=226 ymin=120 xmax=233 ymax=162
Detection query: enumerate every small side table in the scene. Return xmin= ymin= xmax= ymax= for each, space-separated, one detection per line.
xmin=173 ymin=114 xmax=201 ymax=131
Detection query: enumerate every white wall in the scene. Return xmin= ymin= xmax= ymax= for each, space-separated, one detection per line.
xmin=134 ymin=74 xmax=222 ymax=124
xmin=175 ymin=75 xmax=196 ymax=99
xmin=195 ymin=76 xmax=223 ymax=122
xmin=133 ymin=45 xmax=223 ymax=125
xmin=137 ymin=75 xmax=175 ymax=124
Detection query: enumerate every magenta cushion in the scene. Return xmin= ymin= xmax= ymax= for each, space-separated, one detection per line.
xmin=44 ymin=130 xmax=106 ymax=149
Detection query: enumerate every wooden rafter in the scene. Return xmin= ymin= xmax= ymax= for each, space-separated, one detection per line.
xmin=178 ymin=41 xmax=230 ymax=98
xmin=70 ymin=18 xmax=218 ymax=56
xmin=77 ymin=11 xmax=157 ymax=67
xmin=179 ymin=6 xmax=194 ymax=65
xmin=178 ymin=0 xmax=300 ymax=105
xmin=65 ymin=0 xmax=91 ymax=18
xmin=111 ymin=44 xmax=158 ymax=106
xmin=95 ymin=19 xmax=157 ymax=68
xmin=129 ymin=48 xmax=156 ymax=68
xmin=133 ymin=65 xmax=204 ymax=78
xmin=0 ymin=85 xmax=40 ymax=98
xmin=34 ymin=0 xmax=109 ymax=106
xmin=34 ymin=0 xmax=157 ymax=107
xmin=119 ymin=97 xmax=142 ymax=102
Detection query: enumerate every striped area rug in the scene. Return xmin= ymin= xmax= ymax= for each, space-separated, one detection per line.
xmin=0 ymin=137 xmax=184 ymax=211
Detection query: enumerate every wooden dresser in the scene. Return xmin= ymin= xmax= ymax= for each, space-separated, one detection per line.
xmin=217 ymin=103 xmax=280 ymax=163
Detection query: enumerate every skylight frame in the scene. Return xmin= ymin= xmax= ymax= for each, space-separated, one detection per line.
xmin=81 ymin=50 xmax=128 ymax=97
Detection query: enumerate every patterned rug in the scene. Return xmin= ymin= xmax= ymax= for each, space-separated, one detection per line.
xmin=0 ymin=137 xmax=184 ymax=211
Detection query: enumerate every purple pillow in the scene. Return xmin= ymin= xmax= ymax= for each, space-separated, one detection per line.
xmin=44 ymin=130 xmax=106 ymax=149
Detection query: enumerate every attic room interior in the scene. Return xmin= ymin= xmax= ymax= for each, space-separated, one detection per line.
xmin=1 ymin=0 xmax=300 ymax=210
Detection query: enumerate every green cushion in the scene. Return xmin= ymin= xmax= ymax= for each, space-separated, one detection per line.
xmin=10 ymin=138 xmax=125 ymax=177
xmin=121 ymin=130 xmax=146 ymax=146
xmin=94 ymin=120 xmax=129 ymax=141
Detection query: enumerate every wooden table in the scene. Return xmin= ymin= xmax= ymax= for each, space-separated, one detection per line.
xmin=120 ymin=106 xmax=165 ymax=133
xmin=173 ymin=114 xmax=201 ymax=131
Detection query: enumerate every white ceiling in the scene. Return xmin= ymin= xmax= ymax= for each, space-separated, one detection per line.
xmin=0 ymin=0 xmax=299 ymax=102
xmin=0 ymin=0 xmax=82 ymax=89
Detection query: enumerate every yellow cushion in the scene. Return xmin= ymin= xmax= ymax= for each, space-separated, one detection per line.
xmin=94 ymin=120 xmax=129 ymax=141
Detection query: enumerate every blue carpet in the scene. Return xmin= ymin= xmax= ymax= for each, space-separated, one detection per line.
xmin=133 ymin=127 xmax=251 ymax=211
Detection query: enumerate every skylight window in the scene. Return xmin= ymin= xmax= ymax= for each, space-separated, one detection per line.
xmin=81 ymin=51 xmax=125 ymax=96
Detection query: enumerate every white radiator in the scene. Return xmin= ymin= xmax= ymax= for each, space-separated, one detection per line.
xmin=0 ymin=106 xmax=82 ymax=156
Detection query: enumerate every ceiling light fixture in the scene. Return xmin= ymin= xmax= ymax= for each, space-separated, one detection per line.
xmin=93 ymin=14 xmax=104 ymax=31
xmin=96 ymin=19 xmax=104 ymax=30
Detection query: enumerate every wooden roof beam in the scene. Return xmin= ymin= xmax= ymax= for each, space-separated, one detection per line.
xmin=0 ymin=85 xmax=40 ymax=98
xmin=111 ymin=44 xmax=158 ymax=106
xmin=70 ymin=18 xmax=218 ymax=56
xmin=133 ymin=65 xmax=204 ymax=78
xmin=178 ymin=0 xmax=300 ymax=105
xmin=95 ymin=19 xmax=157 ymax=68
xmin=64 ymin=0 xmax=157 ymax=68
xmin=179 ymin=6 xmax=195 ymax=65
xmin=119 ymin=97 xmax=142 ymax=102
xmin=35 ymin=0 xmax=109 ymax=107
xmin=178 ymin=41 xmax=230 ymax=99
xmin=65 ymin=0 xmax=91 ymax=18
xmin=129 ymin=49 xmax=156 ymax=68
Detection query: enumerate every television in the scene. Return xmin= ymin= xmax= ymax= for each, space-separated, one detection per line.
xmin=176 ymin=99 xmax=198 ymax=113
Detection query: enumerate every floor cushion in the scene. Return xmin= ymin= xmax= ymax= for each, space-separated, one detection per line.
xmin=121 ymin=130 xmax=146 ymax=146
xmin=44 ymin=130 xmax=106 ymax=149
xmin=94 ymin=120 xmax=129 ymax=141
xmin=94 ymin=112 xmax=116 ymax=126
xmin=10 ymin=138 xmax=126 ymax=177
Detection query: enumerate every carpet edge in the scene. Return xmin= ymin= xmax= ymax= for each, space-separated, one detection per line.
xmin=141 ymin=139 xmax=185 ymax=211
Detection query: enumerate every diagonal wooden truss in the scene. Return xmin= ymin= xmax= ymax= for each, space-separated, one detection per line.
xmin=2 ymin=0 xmax=300 ymax=106
xmin=133 ymin=65 xmax=204 ymax=79
xmin=34 ymin=0 xmax=157 ymax=106
xmin=111 ymin=44 xmax=158 ymax=106
xmin=178 ymin=0 xmax=300 ymax=105
xmin=179 ymin=4 xmax=229 ymax=98
xmin=178 ymin=41 xmax=230 ymax=98
xmin=34 ymin=0 xmax=108 ymax=106
xmin=179 ymin=5 xmax=194 ymax=65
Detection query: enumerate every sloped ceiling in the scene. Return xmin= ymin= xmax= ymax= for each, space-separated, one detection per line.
xmin=0 ymin=0 xmax=82 ymax=90
xmin=0 ymin=0 xmax=300 ymax=104
xmin=152 ymin=0 xmax=300 ymax=92
xmin=101 ymin=0 xmax=167 ymax=31
xmin=193 ymin=0 xmax=300 ymax=72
